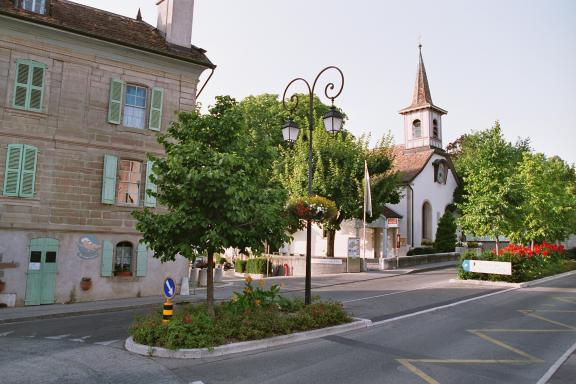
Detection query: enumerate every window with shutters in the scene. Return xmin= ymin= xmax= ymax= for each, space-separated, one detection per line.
xmin=114 ymin=241 xmax=133 ymax=276
xmin=123 ymin=85 xmax=147 ymax=129
xmin=116 ymin=160 xmax=142 ymax=206
xmin=3 ymin=144 xmax=38 ymax=198
xmin=12 ymin=60 xmax=46 ymax=112
xmin=107 ymin=79 xmax=164 ymax=131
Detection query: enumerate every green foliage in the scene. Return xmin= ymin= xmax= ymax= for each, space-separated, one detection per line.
xmin=511 ymin=153 xmax=576 ymax=243
xmin=234 ymin=260 xmax=246 ymax=273
xmin=132 ymin=96 xmax=291 ymax=312
xmin=245 ymin=258 xmax=270 ymax=274
xmin=457 ymin=249 xmax=569 ymax=283
xmin=434 ymin=211 xmax=457 ymax=252
xmin=130 ymin=290 xmax=352 ymax=350
xmin=406 ymin=247 xmax=439 ymax=256
xmin=456 ymin=122 xmax=526 ymax=247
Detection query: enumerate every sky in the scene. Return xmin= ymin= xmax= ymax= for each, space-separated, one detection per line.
xmin=75 ymin=0 xmax=576 ymax=164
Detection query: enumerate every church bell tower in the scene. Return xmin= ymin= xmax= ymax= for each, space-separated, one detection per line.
xmin=399 ymin=45 xmax=447 ymax=150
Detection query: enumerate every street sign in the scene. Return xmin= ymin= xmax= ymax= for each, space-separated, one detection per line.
xmin=163 ymin=277 xmax=176 ymax=299
xmin=462 ymin=259 xmax=512 ymax=275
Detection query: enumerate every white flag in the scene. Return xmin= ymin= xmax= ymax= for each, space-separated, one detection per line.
xmin=364 ymin=160 xmax=372 ymax=217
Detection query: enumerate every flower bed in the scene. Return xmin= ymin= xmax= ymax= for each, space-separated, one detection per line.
xmin=458 ymin=241 xmax=574 ymax=283
xmin=130 ymin=277 xmax=352 ymax=350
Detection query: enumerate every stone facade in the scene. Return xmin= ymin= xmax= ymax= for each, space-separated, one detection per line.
xmin=0 ymin=7 xmax=211 ymax=306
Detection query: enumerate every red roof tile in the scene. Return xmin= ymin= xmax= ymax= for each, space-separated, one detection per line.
xmin=0 ymin=0 xmax=214 ymax=68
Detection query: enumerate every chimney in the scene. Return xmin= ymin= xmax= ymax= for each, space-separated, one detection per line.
xmin=156 ymin=0 xmax=194 ymax=47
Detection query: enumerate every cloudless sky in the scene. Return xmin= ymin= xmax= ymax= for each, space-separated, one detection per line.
xmin=75 ymin=0 xmax=576 ymax=164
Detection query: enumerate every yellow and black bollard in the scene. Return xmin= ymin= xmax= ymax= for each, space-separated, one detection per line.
xmin=162 ymin=298 xmax=173 ymax=324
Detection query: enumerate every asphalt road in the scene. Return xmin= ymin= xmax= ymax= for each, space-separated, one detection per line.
xmin=0 ymin=268 xmax=574 ymax=384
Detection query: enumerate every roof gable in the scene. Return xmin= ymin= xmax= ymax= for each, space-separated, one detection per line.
xmin=0 ymin=0 xmax=214 ymax=68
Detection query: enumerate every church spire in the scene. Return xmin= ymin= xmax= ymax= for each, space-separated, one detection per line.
xmin=411 ymin=44 xmax=433 ymax=107
xmin=400 ymin=44 xmax=446 ymax=115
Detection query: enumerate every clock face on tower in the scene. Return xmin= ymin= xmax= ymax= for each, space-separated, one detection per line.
xmin=436 ymin=163 xmax=446 ymax=184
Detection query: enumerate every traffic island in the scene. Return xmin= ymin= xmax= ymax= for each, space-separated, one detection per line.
xmin=125 ymin=318 xmax=372 ymax=358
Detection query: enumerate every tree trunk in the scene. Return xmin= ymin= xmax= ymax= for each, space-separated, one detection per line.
xmin=207 ymin=249 xmax=215 ymax=316
xmin=326 ymin=230 xmax=336 ymax=257
xmin=494 ymin=235 xmax=500 ymax=254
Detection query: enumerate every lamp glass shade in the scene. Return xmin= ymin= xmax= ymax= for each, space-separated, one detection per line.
xmin=282 ymin=118 xmax=300 ymax=143
xmin=323 ymin=106 xmax=343 ymax=134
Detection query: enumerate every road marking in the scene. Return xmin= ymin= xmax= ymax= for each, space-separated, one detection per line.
xmin=398 ymin=296 xmax=576 ymax=384
xmin=70 ymin=336 xmax=91 ymax=342
xmin=94 ymin=339 xmax=120 ymax=346
xmin=45 ymin=334 xmax=71 ymax=340
xmin=372 ymin=287 xmax=518 ymax=326
xmin=536 ymin=339 xmax=576 ymax=384
xmin=0 ymin=331 xmax=14 ymax=337
xmin=343 ymin=282 xmax=446 ymax=303
xmin=190 ymin=382 xmax=205 ymax=384
xmin=468 ymin=330 xmax=543 ymax=362
xmin=519 ymin=310 xmax=576 ymax=329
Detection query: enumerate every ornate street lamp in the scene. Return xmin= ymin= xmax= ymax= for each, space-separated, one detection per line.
xmin=281 ymin=66 xmax=344 ymax=305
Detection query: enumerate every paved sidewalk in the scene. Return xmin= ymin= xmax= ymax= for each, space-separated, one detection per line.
xmin=0 ymin=260 xmax=457 ymax=324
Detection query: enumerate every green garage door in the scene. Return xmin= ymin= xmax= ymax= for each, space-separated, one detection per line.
xmin=25 ymin=238 xmax=59 ymax=306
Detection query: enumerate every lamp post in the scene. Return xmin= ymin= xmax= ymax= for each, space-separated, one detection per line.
xmin=281 ymin=66 xmax=344 ymax=305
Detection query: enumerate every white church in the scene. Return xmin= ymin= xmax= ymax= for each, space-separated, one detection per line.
xmin=285 ymin=46 xmax=459 ymax=258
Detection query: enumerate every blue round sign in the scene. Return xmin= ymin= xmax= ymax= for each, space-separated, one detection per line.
xmin=163 ymin=277 xmax=176 ymax=299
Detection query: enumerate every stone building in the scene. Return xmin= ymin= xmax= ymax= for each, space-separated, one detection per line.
xmin=0 ymin=0 xmax=214 ymax=306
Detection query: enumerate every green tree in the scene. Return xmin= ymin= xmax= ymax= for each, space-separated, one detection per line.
xmin=132 ymin=96 xmax=290 ymax=314
xmin=433 ymin=211 xmax=457 ymax=252
xmin=281 ymin=127 xmax=400 ymax=257
xmin=513 ymin=152 xmax=576 ymax=245
xmin=456 ymin=122 xmax=524 ymax=252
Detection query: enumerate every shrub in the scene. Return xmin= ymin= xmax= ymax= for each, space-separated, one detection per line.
xmin=407 ymin=247 xmax=438 ymax=256
xmin=234 ymin=260 xmax=246 ymax=273
xmin=245 ymin=257 xmax=270 ymax=274
xmin=458 ymin=241 xmax=568 ymax=283
xmin=434 ymin=211 xmax=457 ymax=252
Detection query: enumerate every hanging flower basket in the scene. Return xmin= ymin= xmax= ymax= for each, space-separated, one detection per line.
xmin=287 ymin=195 xmax=337 ymax=223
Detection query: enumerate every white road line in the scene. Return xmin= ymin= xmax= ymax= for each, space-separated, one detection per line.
xmin=0 ymin=331 xmax=14 ymax=337
xmin=372 ymin=287 xmax=519 ymax=326
xmin=45 ymin=334 xmax=71 ymax=340
xmin=26 ymin=333 xmax=36 ymax=338
xmin=70 ymin=336 xmax=91 ymax=342
xmin=342 ymin=282 xmax=446 ymax=303
xmin=536 ymin=339 xmax=576 ymax=384
xmin=190 ymin=381 xmax=205 ymax=384
xmin=94 ymin=339 xmax=120 ymax=346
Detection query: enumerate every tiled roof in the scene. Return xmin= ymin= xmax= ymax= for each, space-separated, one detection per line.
xmin=382 ymin=206 xmax=402 ymax=219
xmin=391 ymin=144 xmax=435 ymax=183
xmin=0 ymin=0 xmax=215 ymax=68
xmin=399 ymin=45 xmax=446 ymax=115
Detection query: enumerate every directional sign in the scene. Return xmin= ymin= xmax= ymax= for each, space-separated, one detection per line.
xmin=462 ymin=259 xmax=511 ymax=275
xmin=163 ymin=277 xmax=176 ymax=299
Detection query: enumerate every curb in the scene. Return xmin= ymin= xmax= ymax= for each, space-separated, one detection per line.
xmin=448 ymin=269 xmax=576 ymax=288
xmin=125 ymin=317 xmax=372 ymax=358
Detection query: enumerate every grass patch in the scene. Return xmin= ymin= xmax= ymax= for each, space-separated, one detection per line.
xmin=130 ymin=278 xmax=352 ymax=350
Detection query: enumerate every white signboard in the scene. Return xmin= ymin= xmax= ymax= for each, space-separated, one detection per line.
xmin=28 ymin=262 xmax=41 ymax=270
xmin=312 ymin=258 xmax=343 ymax=265
xmin=462 ymin=259 xmax=512 ymax=275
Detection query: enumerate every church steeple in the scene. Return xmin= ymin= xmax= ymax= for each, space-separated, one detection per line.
xmin=399 ymin=45 xmax=447 ymax=150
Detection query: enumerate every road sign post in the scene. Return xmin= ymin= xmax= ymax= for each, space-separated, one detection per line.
xmin=162 ymin=277 xmax=176 ymax=324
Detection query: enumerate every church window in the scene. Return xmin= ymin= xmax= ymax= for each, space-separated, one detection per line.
xmin=422 ymin=202 xmax=432 ymax=242
xmin=433 ymin=119 xmax=439 ymax=138
xmin=412 ymin=119 xmax=421 ymax=138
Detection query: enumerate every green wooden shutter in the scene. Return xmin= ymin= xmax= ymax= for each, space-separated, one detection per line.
xmin=3 ymin=144 xmax=23 ymax=196
xmin=144 ymin=160 xmax=157 ymax=207
xmin=101 ymin=240 xmax=113 ymax=277
xmin=107 ymin=79 xmax=124 ymax=124
xmin=19 ymin=145 xmax=38 ymax=198
xmin=13 ymin=62 xmax=30 ymax=108
xmin=148 ymin=87 xmax=163 ymax=131
xmin=28 ymin=65 xmax=45 ymax=111
xmin=101 ymin=154 xmax=117 ymax=204
xmin=136 ymin=243 xmax=148 ymax=277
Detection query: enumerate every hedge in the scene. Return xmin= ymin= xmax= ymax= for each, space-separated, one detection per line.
xmin=234 ymin=260 xmax=246 ymax=273
xmin=245 ymin=257 xmax=270 ymax=274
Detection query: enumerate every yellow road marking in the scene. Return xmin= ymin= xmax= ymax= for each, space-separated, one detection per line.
xmin=398 ymin=296 xmax=576 ymax=383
